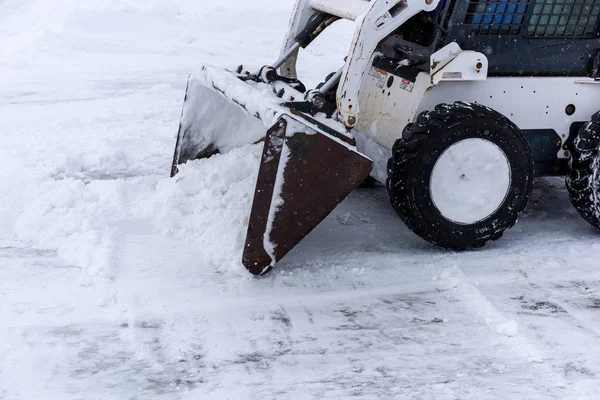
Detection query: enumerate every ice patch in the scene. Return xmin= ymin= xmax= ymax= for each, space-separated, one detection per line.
xmin=335 ymin=211 xmax=370 ymax=226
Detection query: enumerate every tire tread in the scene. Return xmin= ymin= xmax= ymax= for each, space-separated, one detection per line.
xmin=387 ymin=102 xmax=533 ymax=250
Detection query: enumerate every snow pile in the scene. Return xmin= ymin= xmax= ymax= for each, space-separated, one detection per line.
xmin=14 ymin=145 xmax=262 ymax=281
xmin=1 ymin=0 xmax=352 ymax=285
xmin=152 ymin=145 xmax=263 ymax=273
xmin=0 ymin=155 xmax=35 ymax=238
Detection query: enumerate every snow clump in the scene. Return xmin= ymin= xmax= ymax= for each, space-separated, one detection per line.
xmin=14 ymin=144 xmax=263 ymax=280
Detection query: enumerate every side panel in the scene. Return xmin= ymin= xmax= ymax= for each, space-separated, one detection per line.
xmin=355 ymin=57 xmax=432 ymax=182
xmin=336 ymin=0 xmax=439 ymax=127
xmin=357 ymin=69 xmax=600 ymax=177
xmin=356 ymin=62 xmax=431 ymax=150
xmin=417 ymin=77 xmax=600 ymax=162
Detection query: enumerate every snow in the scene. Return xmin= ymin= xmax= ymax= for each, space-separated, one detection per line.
xmin=3 ymin=1 xmax=600 ymax=399
xmin=263 ymin=141 xmax=290 ymax=268
xmin=186 ymin=66 xmax=283 ymax=129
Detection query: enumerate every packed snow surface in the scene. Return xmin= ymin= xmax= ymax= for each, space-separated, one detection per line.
xmin=3 ymin=1 xmax=600 ymax=399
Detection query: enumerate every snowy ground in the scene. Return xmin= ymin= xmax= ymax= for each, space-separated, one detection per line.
xmin=3 ymin=1 xmax=600 ymax=399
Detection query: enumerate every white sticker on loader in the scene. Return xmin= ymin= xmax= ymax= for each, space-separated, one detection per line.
xmin=369 ymin=67 xmax=388 ymax=88
xmin=399 ymin=78 xmax=415 ymax=93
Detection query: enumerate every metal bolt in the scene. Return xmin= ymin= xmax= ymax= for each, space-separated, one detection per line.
xmin=347 ymin=116 xmax=357 ymax=126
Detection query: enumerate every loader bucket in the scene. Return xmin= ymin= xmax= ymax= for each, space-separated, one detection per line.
xmin=243 ymin=115 xmax=373 ymax=275
xmin=172 ymin=66 xmax=372 ymax=275
xmin=171 ymin=68 xmax=276 ymax=176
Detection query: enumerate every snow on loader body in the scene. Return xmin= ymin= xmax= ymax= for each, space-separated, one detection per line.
xmin=173 ymin=0 xmax=600 ymax=274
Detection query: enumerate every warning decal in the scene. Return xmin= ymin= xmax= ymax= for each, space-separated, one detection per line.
xmin=369 ymin=67 xmax=388 ymax=88
xmin=399 ymin=78 xmax=415 ymax=93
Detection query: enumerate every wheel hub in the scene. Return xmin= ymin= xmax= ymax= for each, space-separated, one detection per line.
xmin=430 ymin=138 xmax=512 ymax=225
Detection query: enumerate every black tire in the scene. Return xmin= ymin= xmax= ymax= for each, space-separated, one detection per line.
xmin=387 ymin=102 xmax=533 ymax=250
xmin=566 ymin=112 xmax=600 ymax=230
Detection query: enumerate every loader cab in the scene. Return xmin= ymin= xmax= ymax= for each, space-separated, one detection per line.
xmin=445 ymin=0 xmax=600 ymax=77
xmin=381 ymin=0 xmax=600 ymax=78
xmin=451 ymin=0 xmax=600 ymax=77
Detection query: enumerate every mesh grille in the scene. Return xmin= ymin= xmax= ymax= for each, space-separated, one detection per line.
xmin=462 ymin=0 xmax=600 ymax=38
xmin=527 ymin=0 xmax=600 ymax=38
xmin=464 ymin=0 xmax=530 ymax=36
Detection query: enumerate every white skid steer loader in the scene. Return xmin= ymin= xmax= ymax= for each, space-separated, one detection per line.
xmin=172 ymin=0 xmax=600 ymax=275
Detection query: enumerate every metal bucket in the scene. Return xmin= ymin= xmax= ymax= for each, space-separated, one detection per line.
xmin=172 ymin=66 xmax=372 ymax=274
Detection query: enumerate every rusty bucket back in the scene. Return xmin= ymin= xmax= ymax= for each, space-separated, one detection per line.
xmin=171 ymin=66 xmax=372 ymax=275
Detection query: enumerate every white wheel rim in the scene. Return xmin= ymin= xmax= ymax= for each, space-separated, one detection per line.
xmin=430 ymin=138 xmax=512 ymax=225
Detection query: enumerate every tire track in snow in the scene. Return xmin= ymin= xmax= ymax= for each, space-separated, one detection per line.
xmin=111 ymin=232 xmax=209 ymax=395
xmin=498 ymin=261 xmax=600 ymax=393
xmin=432 ymin=263 xmax=570 ymax=396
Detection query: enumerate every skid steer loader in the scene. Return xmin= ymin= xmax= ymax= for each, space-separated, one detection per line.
xmin=172 ymin=0 xmax=600 ymax=275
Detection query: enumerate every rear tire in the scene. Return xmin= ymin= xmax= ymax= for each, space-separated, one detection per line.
xmin=566 ymin=112 xmax=600 ymax=230
xmin=387 ymin=102 xmax=533 ymax=250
